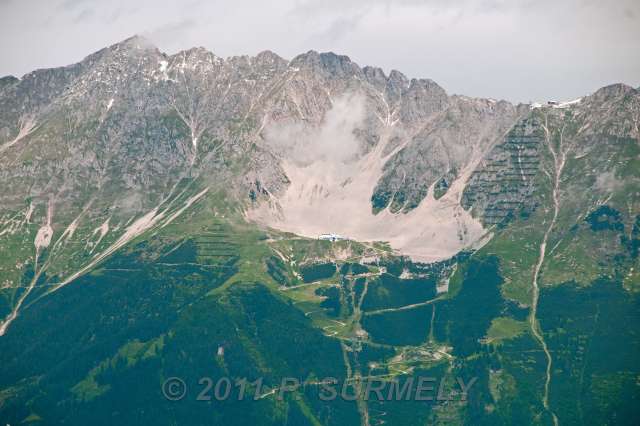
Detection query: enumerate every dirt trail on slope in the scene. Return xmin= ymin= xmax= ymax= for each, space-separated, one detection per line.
xmin=530 ymin=117 xmax=564 ymax=426
xmin=0 ymin=199 xmax=53 ymax=336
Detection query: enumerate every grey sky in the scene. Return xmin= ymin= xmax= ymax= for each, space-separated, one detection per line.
xmin=1 ymin=0 xmax=638 ymax=103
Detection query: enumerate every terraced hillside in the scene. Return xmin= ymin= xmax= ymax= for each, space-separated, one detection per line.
xmin=462 ymin=116 xmax=543 ymax=225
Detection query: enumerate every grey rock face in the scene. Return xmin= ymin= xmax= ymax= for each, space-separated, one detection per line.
xmin=462 ymin=115 xmax=544 ymax=224
xmin=0 ymin=35 xmax=637 ymax=288
xmin=373 ymin=97 xmax=527 ymax=213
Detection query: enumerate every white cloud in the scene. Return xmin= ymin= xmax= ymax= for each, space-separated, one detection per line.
xmin=264 ymin=92 xmax=366 ymax=166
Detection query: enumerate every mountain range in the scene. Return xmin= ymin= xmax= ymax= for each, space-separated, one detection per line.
xmin=0 ymin=35 xmax=638 ymax=425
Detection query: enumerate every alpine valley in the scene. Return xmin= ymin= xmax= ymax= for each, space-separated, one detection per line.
xmin=0 ymin=36 xmax=638 ymax=425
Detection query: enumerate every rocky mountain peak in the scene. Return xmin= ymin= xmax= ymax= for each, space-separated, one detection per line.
xmin=116 ymin=34 xmax=157 ymax=50
xmin=589 ymin=82 xmax=637 ymax=102
xmin=388 ymin=69 xmax=409 ymax=86
xmin=290 ymin=50 xmax=360 ymax=77
xmin=0 ymin=76 xmax=19 ymax=91
xmin=254 ymin=50 xmax=285 ymax=64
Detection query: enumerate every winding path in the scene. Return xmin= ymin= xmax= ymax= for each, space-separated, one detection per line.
xmin=530 ymin=117 xmax=565 ymax=426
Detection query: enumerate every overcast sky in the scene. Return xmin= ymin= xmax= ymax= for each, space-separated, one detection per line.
xmin=1 ymin=0 xmax=638 ymax=103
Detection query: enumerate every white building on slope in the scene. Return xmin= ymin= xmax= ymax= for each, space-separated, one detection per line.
xmin=318 ymin=233 xmax=346 ymax=242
